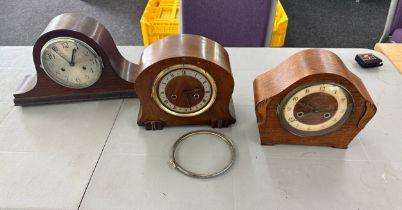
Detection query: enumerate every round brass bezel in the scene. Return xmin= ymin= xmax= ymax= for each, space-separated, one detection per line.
xmin=152 ymin=64 xmax=217 ymax=117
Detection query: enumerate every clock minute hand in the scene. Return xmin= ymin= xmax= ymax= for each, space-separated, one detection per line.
xmin=70 ymin=48 xmax=77 ymax=66
xmin=52 ymin=49 xmax=71 ymax=64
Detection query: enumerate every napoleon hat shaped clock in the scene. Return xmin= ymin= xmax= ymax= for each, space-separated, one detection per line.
xmin=14 ymin=13 xmax=138 ymax=105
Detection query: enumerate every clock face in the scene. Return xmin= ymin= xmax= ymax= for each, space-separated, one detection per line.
xmin=152 ymin=64 xmax=217 ymax=117
xmin=280 ymin=82 xmax=354 ymax=136
xmin=40 ymin=37 xmax=103 ymax=89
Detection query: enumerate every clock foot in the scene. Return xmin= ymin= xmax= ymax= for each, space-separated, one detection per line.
xmin=144 ymin=121 xmax=165 ymax=130
xmin=331 ymin=145 xmax=348 ymax=149
xmin=211 ymin=119 xmax=231 ymax=128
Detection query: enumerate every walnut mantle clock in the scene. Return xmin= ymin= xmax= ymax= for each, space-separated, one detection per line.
xmin=253 ymin=49 xmax=377 ymax=148
xmin=135 ymin=34 xmax=236 ymax=130
xmin=14 ymin=13 xmax=138 ymax=106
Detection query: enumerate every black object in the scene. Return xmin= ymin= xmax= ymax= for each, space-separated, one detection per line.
xmin=355 ymin=53 xmax=383 ymax=68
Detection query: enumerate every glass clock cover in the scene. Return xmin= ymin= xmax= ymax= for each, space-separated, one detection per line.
xmin=280 ymin=82 xmax=354 ymax=137
xmin=152 ymin=64 xmax=217 ymax=117
xmin=40 ymin=37 xmax=103 ymax=89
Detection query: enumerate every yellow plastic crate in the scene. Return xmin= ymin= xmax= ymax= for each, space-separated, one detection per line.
xmin=140 ymin=0 xmax=179 ymax=46
xmin=270 ymin=0 xmax=288 ymax=47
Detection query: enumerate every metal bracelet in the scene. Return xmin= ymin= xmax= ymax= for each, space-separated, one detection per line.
xmin=169 ymin=130 xmax=236 ymax=179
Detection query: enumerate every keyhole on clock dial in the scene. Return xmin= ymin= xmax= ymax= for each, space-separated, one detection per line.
xmin=165 ymin=76 xmax=205 ymax=107
xmin=296 ymin=112 xmax=304 ymax=118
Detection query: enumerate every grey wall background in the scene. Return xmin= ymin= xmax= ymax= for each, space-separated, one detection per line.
xmin=0 ymin=0 xmax=391 ymax=48
xmin=0 ymin=0 xmax=147 ymax=46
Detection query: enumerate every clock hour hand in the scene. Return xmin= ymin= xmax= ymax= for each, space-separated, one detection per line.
xmin=182 ymin=88 xmax=201 ymax=95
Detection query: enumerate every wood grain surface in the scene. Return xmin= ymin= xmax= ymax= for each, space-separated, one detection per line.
xmin=374 ymin=43 xmax=402 ymax=74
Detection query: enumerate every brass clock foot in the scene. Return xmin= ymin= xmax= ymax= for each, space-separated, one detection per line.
xmin=144 ymin=121 xmax=166 ymax=130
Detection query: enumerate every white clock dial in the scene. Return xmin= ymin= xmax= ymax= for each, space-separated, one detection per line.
xmin=281 ymin=82 xmax=353 ymax=136
xmin=152 ymin=64 xmax=217 ymax=117
xmin=40 ymin=37 xmax=103 ymax=89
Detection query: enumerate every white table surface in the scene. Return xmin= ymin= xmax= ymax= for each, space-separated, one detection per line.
xmin=1 ymin=46 xmax=402 ymax=210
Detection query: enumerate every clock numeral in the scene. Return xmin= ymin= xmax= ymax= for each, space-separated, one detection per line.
xmin=305 ymin=89 xmax=310 ymax=94
xmin=286 ymin=107 xmax=291 ymax=112
xmin=182 ymin=70 xmax=186 ymax=75
xmin=320 ymin=86 xmax=325 ymax=92
xmin=170 ymin=73 xmax=174 ymax=77
xmin=202 ymin=99 xmax=207 ymax=103
xmin=51 ymin=46 xmax=58 ymax=52
xmin=172 ymin=106 xmax=176 ymax=110
xmin=292 ymin=97 xmax=298 ymax=102
xmin=340 ymin=98 xmax=346 ymax=103
xmin=89 ymin=58 xmax=96 ymax=65
xmin=62 ymin=42 xmax=69 ymax=48
xmin=205 ymin=90 xmax=210 ymax=94
xmin=288 ymin=117 xmax=296 ymax=122
xmin=47 ymin=53 xmax=55 ymax=60
xmin=85 ymin=51 xmax=90 ymax=56
xmin=202 ymin=81 xmax=207 ymax=84
xmin=334 ymin=90 xmax=337 ymax=94
xmin=163 ymin=100 xmax=168 ymax=104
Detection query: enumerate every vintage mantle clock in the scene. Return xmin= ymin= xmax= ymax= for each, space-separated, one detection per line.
xmin=14 ymin=13 xmax=137 ymax=105
xmin=135 ymin=34 xmax=236 ymax=130
xmin=253 ymin=49 xmax=377 ymax=148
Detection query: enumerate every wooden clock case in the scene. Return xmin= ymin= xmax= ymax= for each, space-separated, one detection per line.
xmin=14 ymin=13 xmax=138 ymax=106
xmin=135 ymin=34 xmax=236 ymax=130
xmin=253 ymin=49 xmax=377 ymax=148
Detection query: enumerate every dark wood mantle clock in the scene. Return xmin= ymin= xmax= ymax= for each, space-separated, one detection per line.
xmin=14 ymin=13 xmax=138 ymax=106
xmin=135 ymin=34 xmax=236 ymax=130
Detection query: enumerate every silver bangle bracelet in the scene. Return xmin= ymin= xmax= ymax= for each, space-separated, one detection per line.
xmin=169 ymin=130 xmax=236 ymax=179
